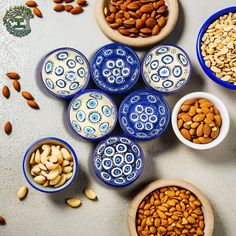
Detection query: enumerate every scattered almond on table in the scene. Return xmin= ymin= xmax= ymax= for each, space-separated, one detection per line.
xmin=17 ymin=186 xmax=28 ymax=200
xmin=0 ymin=216 xmax=6 ymax=225
xmin=84 ymin=188 xmax=97 ymax=201
xmin=13 ymin=80 xmax=21 ymax=92
xmin=4 ymin=121 xmax=12 ymax=135
xmin=66 ymin=198 xmax=82 ymax=208
xmin=2 ymin=86 xmax=10 ymax=99
xmin=104 ymin=0 xmax=168 ymax=38
xmin=177 ymin=98 xmax=222 ymax=144
xmin=25 ymin=1 xmax=43 ymax=18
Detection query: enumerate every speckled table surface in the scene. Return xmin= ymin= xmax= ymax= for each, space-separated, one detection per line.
xmin=0 ymin=0 xmax=236 ymax=236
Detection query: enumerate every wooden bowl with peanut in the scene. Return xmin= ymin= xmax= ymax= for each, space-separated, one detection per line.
xmin=95 ymin=0 xmax=179 ymax=47
xmin=128 ymin=179 xmax=214 ymax=236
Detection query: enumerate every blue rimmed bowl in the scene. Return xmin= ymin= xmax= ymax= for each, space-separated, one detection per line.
xmin=119 ymin=89 xmax=170 ymax=141
xmin=142 ymin=44 xmax=192 ymax=94
xmin=67 ymin=89 xmax=118 ymax=141
xmin=92 ymin=135 xmax=144 ymax=187
xmin=196 ymin=7 xmax=236 ymax=90
xmin=91 ymin=43 xmax=140 ymax=94
xmin=22 ymin=137 xmax=78 ymax=193
xmin=40 ymin=47 xmax=91 ymax=99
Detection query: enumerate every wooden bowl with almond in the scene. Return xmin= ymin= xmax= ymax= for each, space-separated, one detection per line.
xmin=95 ymin=0 xmax=179 ymax=47
xmin=128 ymin=179 xmax=214 ymax=236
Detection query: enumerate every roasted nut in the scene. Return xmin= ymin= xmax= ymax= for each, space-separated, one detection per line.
xmin=17 ymin=186 xmax=28 ymax=200
xmin=84 ymin=188 xmax=97 ymax=200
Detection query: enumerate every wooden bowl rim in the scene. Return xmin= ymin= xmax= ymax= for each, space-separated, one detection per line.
xmin=95 ymin=0 xmax=179 ymax=48
xmin=128 ymin=179 xmax=214 ymax=236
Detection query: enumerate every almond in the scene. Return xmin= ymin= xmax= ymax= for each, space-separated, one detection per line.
xmin=33 ymin=8 xmax=43 ymax=17
xmin=123 ymin=19 xmax=135 ymax=28
xmin=158 ymin=16 xmax=166 ymax=27
xmin=64 ymin=0 xmax=73 ymax=3
xmin=4 ymin=121 xmax=12 ymax=135
xmin=198 ymin=137 xmax=213 ymax=144
xmin=27 ymin=100 xmax=39 ymax=109
xmin=25 ymin=1 xmax=37 ymax=7
xmin=22 ymin=91 xmax=34 ymax=100
xmin=53 ymin=0 xmax=63 ymax=3
xmin=77 ymin=0 xmax=87 ymax=6
xmin=70 ymin=6 xmax=83 ymax=14
xmin=2 ymin=86 xmax=10 ymax=99
xmin=145 ymin=18 xmax=156 ymax=29
xmin=140 ymin=4 xmax=154 ymax=13
xmin=127 ymin=2 xmax=140 ymax=11
xmin=106 ymin=15 xmax=115 ymax=23
xmin=65 ymin=5 xmax=74 ymax=12
xmin=180 ymin=129 xmax=191 ymax=141
xmin=136 ymin=19 xmax=144 ymax=29
xmin=118 ymin=28 xmax=130 ymax=36
xmin=6 ymin=72 xmax=20 ymax=80
xmin=140 ymin=27 xmax=152 ymax=34
xmin=13 ymin=80 xmax=21 ymax=92
xmin=152 ymin=24 xmax=160 ymax=35
xmin=0 ymin=216 xmax=6 ymax=225
xmin=54 ymin=4 xmax=65 ymax=12
xmin=156 ymin=5 xmax=168 ymax=14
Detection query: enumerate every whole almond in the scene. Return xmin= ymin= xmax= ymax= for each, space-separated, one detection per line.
xmin=140 ymin=4 xmax=154 ymax=13
xmin=25 ymin=1 xmax=37 ymax=7
xmin=140 ymin=27 xmax=152 ymax=34
xmin=65 ymin=0 xmax=73 ymax=3
xmin=156 ymin=5 xmax=168 ymax=14
xmin=118 ymin=28 xmax=130 ymax=36
xmin=136 ymin=19 xmax=144 ymax=29
xmin=127 ymin=2 xmax=140 ymax=11
xmin=123 ymin=19 xmax=135 ymax=28
xmin=13 ymin=80 xmax=21 ymax=92
xmin=158 ymin=16 xmax=166 ymax=27
xmin=145 ymin=18 xmax=156 ymax=29
xmin=180 ymin=129 xmax=191 ymax=141
xmin=106 ymin=15 xmax=115 ymax=23
xmin=17 ymin=186 xmax=28 ymax=200
xmin=71 ymin=6 xmax=83 ymax=14
xmin=0 ymin=216 xmax=6 ymax=225
xmin=4 ymin=121 xmax=12 ymax=135
xmin=66 ymin=198 xmax=82 ymax=208
xmin=54 ymin=4 xmax=65 ymax=12
xmin=65 ymin=5 xmax=74 ymax=12
xmin=84 ymin=188 xmax=97 ymax=200
xmin=77 ymin=0 xmax=87 ymax=6
xmin=33 ymin=8 xmax=43 ymax=17
xmin=27 ymin=100 xmax=40 ymax=109
xmin=22 ymin=91 xmax=34 ymax=100
xmin=53 ymin=0 xmax=63 ymax=3
xmin=2 ymin=86 xmax=10 ymax=99
xmin=6 ymin=72 xmax=20 ymax=80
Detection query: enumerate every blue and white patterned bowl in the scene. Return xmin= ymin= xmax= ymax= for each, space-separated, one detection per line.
xmin=68 ymin=89 xmax=117 ymax=140
xmin=92 ymin=135 xmax=144 ymax=187
xmin=40 ymin=47 xmax=90 ymax=99
xmin=119 ymin=89 xmax=170 ymax=141
xmin=91 ymin=43 xmax=140 ymax=94
xmin=142 ymin=45 xmax=192 ymax=94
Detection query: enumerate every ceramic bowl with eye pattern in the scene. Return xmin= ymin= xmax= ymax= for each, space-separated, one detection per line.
xmin=92 ymin=135 xmax=144 ymax=187
xmin=91 ymin=43 xmax=140 ymax=94
xmin=40 ymin=47 xmax=90 ymax=99
xmin=142 ymin=45 xmax=192 ymax=94
xmin=68 ymin=89 xmax=117 ymax=140
xmin=119 ymin=89 xmax=170 ymax=141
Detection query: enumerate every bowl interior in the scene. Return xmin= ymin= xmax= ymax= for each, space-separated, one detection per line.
xmin=40 ymin=47 xmax=90 ymax=99
xmin=172 ymin=92 xmax=230 ymax=150
xmin=95 ymin=0 xmax=179 ymax=47
xmin=68 ymin=90 xmax=117 ymax=140
xmin=119 ymin=90 xmax=170 ymax=141
xmin=128 ymin=179 xmax=214 ymax=236
xmin=92 ymin=136 xmax=145 ymax=187
xmin=91 ymin=43 xmax=140 ymax=94
xmin=23 ymin=138 xmax=78 ymax=193
xmin=142 ymin=44 xmax=192 ymax=94
xmin=196 ymin=7 xmax=236 ymax=90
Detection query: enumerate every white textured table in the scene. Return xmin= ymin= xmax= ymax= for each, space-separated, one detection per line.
xmin=0 ymin=1 xmax=236 ymax=236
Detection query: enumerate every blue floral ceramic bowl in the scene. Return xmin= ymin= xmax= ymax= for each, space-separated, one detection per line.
xmin=22 ymin=137 xmax=78 ymax=193
xmin=119 ymin=89 xmax=170 ymax=141
xmin=67 ymin=89 xmax=117 ymax=140
xmin=142 ymin=45 xmax=192 ymax=94
xmin=40 ymin=47 xmax=90 ymax=99
xmin=92 ymin=135 xmax=144 ymax=187
xmin=91 ymin=43 xmax=140 ymax=94
xmin=196 ymin=7 xmax=236 ymax=90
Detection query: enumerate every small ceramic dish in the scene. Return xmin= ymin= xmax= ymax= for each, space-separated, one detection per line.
xmin=95 ymin=0 xmax=179 ymax=48
xmin=119 ymin=89 xmax=170 ymax=141
xmin=142 ymin=44 xmax=192 ymax=94
xmin=92 ymin=135 xmax=144 ymax=187
xmin=91 ymin=43 xmax=140 ymax=94
xmin=128 ymin=179 xmax=214 ymax=236
xmin=68 ymin=89 xmax=118 ymax=140
xmin=22 ymin=137 xmax=78 ymax=193
xmin=172 ymin=92 xmax=230 ymax=150
xmin=40 ymin=47 xmax=90 ymax=99
xmin=196 ymin=7 xmax=236 ymax=90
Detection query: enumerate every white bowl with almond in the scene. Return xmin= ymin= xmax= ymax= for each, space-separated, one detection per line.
xmin=23 ymin=137 xmax=78 ymax=193
xmin=128 ymin=179 xmax=214 ymax=236
xmin=172 ymin=92 xmax=230 ymax=150
xmin=95 ymin=0 xmax=179 ymax=47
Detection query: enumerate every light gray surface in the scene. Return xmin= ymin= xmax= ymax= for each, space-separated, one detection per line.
xmin=0 ymin=1 xmax=235 ymax=236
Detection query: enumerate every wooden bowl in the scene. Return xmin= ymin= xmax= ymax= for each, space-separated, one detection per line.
xmin=128 ymin=179 xmax=214 ymax=236
xmin=95 ymin=0 xmax=179 ymax=48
